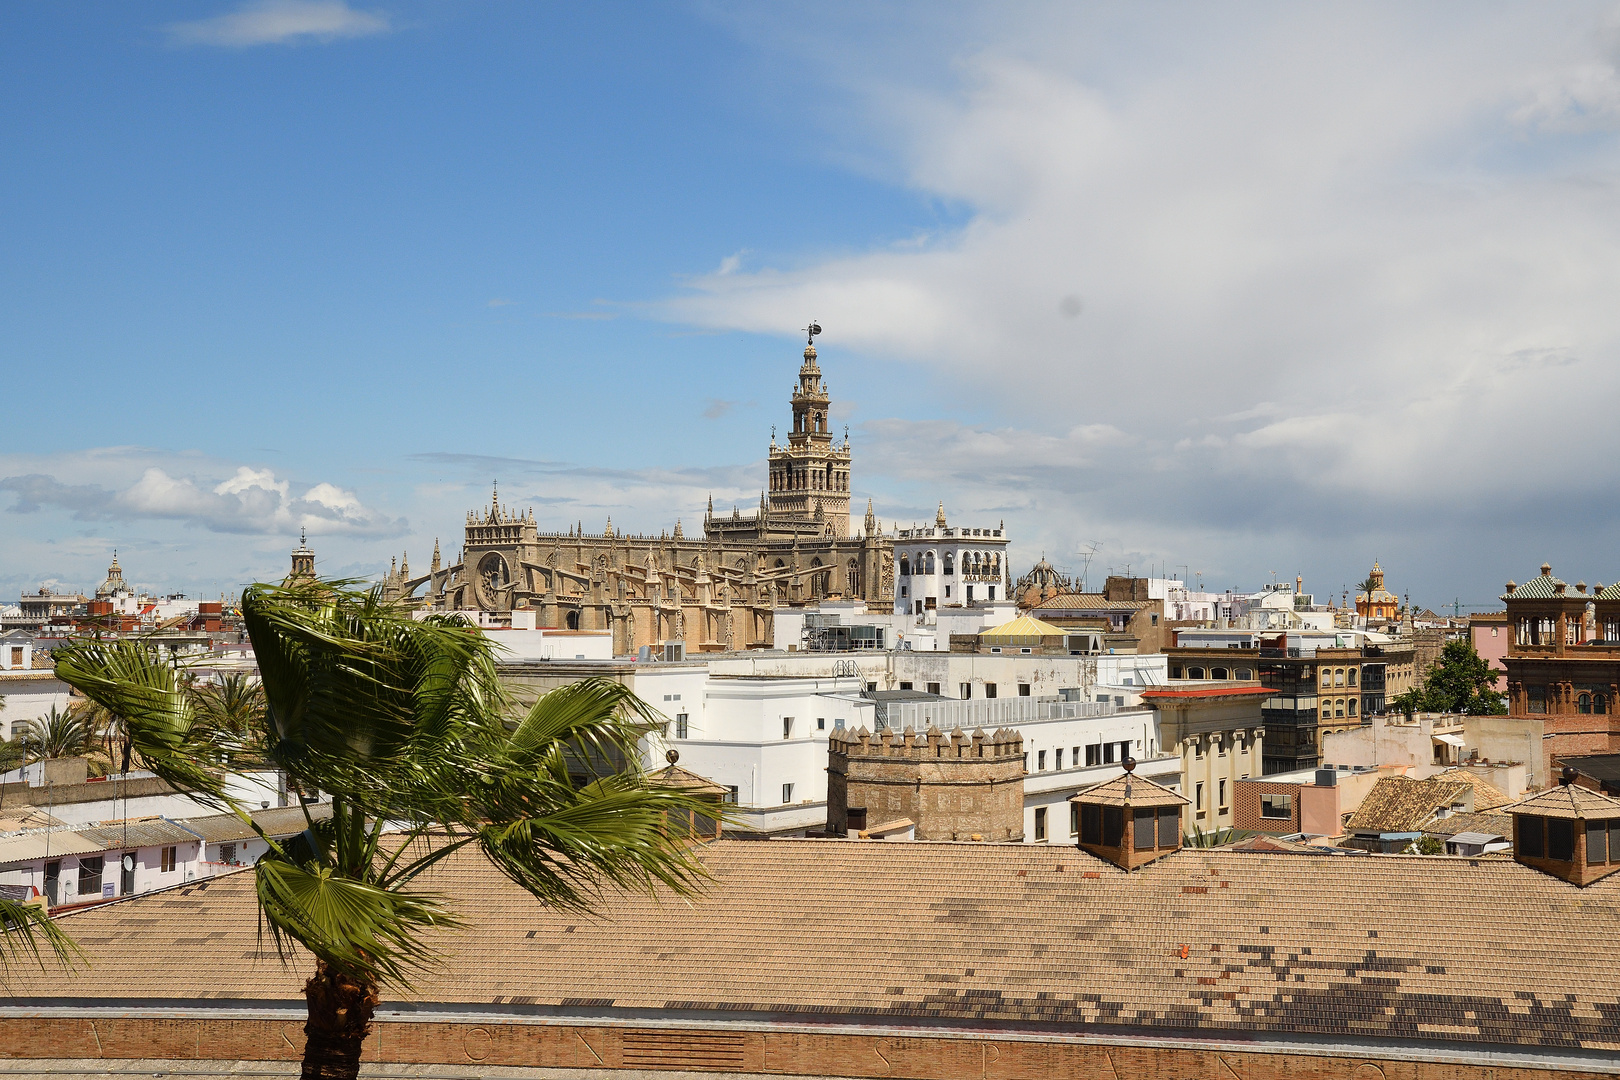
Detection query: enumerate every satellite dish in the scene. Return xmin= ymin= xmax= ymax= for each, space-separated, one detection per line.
xmin=121 ymin=854 xmax=135 ymax=873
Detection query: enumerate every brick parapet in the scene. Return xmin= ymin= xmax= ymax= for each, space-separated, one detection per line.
xmin=0 ymin=1014 xmax=1601 ymax=1079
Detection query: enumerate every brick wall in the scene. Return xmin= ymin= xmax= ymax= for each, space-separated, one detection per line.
xmin=829 ymin=727 xmax=1024 ymax=840
xmin=0 ymin=1015 xmax=1595 ymax=1079
xmin=1232 ymin=779 xmax=1301 ymax=832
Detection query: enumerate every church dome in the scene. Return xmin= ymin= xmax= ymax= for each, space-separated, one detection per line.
xmin=96 ymin=552 xmax=129 ymax=598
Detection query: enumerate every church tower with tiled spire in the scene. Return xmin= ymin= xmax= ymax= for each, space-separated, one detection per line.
xmin=767 ymin=323 xmax=852 ymax=537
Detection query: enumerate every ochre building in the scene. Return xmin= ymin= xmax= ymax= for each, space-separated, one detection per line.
xmin=386 ymin=335 xmax=896 ymax=655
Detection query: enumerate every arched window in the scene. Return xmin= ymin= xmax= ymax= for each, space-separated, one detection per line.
xmin=565 ymin=610 xmax=580 ymax=630
xmin=1211 ymin=667 xmax=1229 ymax=680
xmin=1348 ymin=669 xmax=1358 ymax=687
xmin=1334 ymin=669 xmax=1344 ymax=687
xmin=1335 ymin=702 xmax=1345 ymax=718
xmin=899 ymin=557 xmax=911 ymax=577
xmin=1187 ymin=667 xmax=1206 ymax=679
xmin=1236 ymin=668 xmax=1253 ymax=680
xmin=847 ymin=559 xmax=860 ymax=595
xmin=943 ymin=553 xmax=955 ymax=575
xmin=1319 ymin=669 xmax=1330 ymax=686
xmin=1579 ymin=693 xmax=1592 ymax=714
xmin=924 ymin=552 xmax=936 ymax=574
xmin=1348 ymin=699 xmax=1357 ymax=717
xmin=1597 ymin=693 xmax=1608 ymax=715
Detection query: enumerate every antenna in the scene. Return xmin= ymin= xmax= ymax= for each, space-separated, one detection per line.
xmin=1075 ymin=541 xmax=1101 ymax=593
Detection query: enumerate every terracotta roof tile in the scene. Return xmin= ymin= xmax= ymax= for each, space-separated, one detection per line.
xmin=1507 ymin=783 xmax=1620 ymax=820
xmin=15 ymin=841 xmax=1619 ymax=1051
xmin=1346 ymin=777 xmax=1472 ymax=833
xmin=1070 ymin=771 xmax=1187 ymax=808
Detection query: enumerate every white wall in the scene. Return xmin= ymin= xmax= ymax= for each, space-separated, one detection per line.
xmin=0 ymin=673 xmax=72 ymax=740
xmin=487 ymin=626 xmax=614 ymax=661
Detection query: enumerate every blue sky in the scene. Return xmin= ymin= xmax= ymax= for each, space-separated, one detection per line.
xmin=5 ymin=2 xmax=1620 ymax=611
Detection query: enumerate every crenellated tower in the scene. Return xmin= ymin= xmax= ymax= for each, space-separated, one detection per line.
xmin=768 ymin=323 xmax=852 ymax=537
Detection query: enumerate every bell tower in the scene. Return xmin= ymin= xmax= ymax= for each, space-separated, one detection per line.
xmin=768 ymin=322 xmax=852 ymax=537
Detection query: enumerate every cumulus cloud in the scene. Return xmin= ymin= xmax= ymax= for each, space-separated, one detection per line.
xmin=662 ymin=4 xmax=1620 ymax=586
xmin=0 ymin=454 xmax=403 ymax=538
xmin=167 ymin=0 xmax=390 ymax=48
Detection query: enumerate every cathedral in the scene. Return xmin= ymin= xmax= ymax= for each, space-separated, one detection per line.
xmin=385 ymin=330 xmax=895 ymax=655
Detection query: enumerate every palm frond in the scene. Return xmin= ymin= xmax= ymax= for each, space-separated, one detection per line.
xmin=52 ymin=639 xmax=233 ymax=807
xmin=254 ymin=855 xmax=459 ymax=989
xmin=0 ymin=896 xmax=83 ymax=976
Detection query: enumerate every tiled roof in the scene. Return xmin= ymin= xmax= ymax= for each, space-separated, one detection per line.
xmin=1598 ymin=583 xmax=1620 ymax=601
xmin=1345 ymin=777 xmax=1471 ymax=833
xmin=1507 ymin=783 xmax=1620 ymax=820
xmin=1435 ymin=770 xmax=1512 ymax=811
xmin=1423 ymin=811 xmax=1513 ymax=839
xmin=648 ymin=764 xmax=727 ymax=796
xmin=0 ymin=831 xmax=104 ymax=866
xmin=77 ymin=818 xmax=200 ymax=849
xmin=1071 ymin=771 xmax=1187 ymax=808
xmin=1503 ymin=569 xmax=1568 ymax=601
xmin=177 ymin=802 xmax=332 ymax=844
xmin=1031 ymin=594 xmax=1145 ymax=612
xmin=1221 ymin=835 xmax=1336 ymax=855
xmin=12 ymin=841 xmax=1620 ymax=1051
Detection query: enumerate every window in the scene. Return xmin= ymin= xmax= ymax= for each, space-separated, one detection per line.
xmin=960 ymin=682 xmax=972 ymax=699
xmin=945 ymin=585 xmax=952 ymax=598
xmin=1236 ymin=668 xmax=1253 ymax=680
xmin=1054 ymin=748 xmax=1063 ymax=770
xmin=1070 ymin=804 xmax=1080 ymax=838
xmin=1195 ymin=783 xmax=1205 ymax=814
xmin=1103 ymin=806 xmax=1124 ymax=846
xmin=1080 ymin=802 xmax=1102 ymax=844
xmin=1188 ymin=666 xmax=1205 ymax=679
xmin=676 ymin=713 xmax=689 ymax=739
xmin=1320 ymin=669 xmax=1330 ymax=686
xmin=899 ymin=681 xmax=913 ymax=690
xmin=985 ymin=683 xmax=997 ymax=699
xmin=1218 ymin=779 xmax=1227 ymax=810
xmin=1334 ymin=669 xmax=1344 ymax=687
xmin=834 ymin=718 xmax=845 ymax=731
xmin=1588 ymin=819 xmax=1609 ymax=864
xmin=927 ymin=682 xmax=940 ymax=695
xmin=1195 ymin=739 xmax=1204 ymax=759
xmin=220 ymin=843 xmax=238 ymax=865
xmin=1104 ymin=742 xmax=1117 ymax=764
xmin=816 ymin=717 xmax=826 ymax=731
xmin=866 ymin=682 xmax=877 ymax=693
xmin=783 ymin=717 xmax=794 ymax=739
xmin=1347 ymin=699 xmax=1357 ymax=717
xmin=782 ymin=783 xmax=795 ymax=804
xmin=1018 ymin=683 xmax=1031 ymax=696
xmin=1158 ymin=806 xmax=1180 ymax=848
xmin=1072 ymin=745 xmax=1080 ymax=765
xmin=160 ymin=846 xmax=176 ymax=873
xmin=1598 ymin=694 xmax=1609 ymax=715
xmin=1150 ymin=614 xmax=1159 ymax=626
xmin=1211 ymin=667 xmax=1228 ymax=680
xmin=1518 ymin=816 xmax=1544 ymax=857
xmin=1133 ymin=808 xmax=1156 ymax=850
xmin=1347 ymin=669 xmax=1358 ymax=687
xmin=1218 ymin=739 xmax=1227 ymax=758
xmin=79 ymin=856 xmax=104 ymax=897
xmin=724 ymin=786 xmax=739 ymax=804
xmin=1528 ymin=686 xmax=1546 ymax=713
xmin=1034 ymin=807 xmax=1047 ymax=842
xmin=1260 ymin=792 xmax=1293 ymax=818
xmin=1548 ymin=818 xmax=1575 ymax=862
xmin=1038 ymin=750 xmax=1047 ymax=770
xmin=1580 ymin=693 xmax=1592 ymax=715
xmin=1086 ymin=745 xmax=1101 ymax=767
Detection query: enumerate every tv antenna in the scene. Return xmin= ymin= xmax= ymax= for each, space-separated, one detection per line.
xmin=1075 ymin=541 xmax=1101 ymax=593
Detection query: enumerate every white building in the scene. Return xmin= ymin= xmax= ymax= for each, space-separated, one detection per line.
xmin=0 ymin=668 xmax=72 ymax=741
xmin=892 ymin=505 xmax=1010 ymax=616
xmin=771 ymin=598 xmax=1018 ymax=653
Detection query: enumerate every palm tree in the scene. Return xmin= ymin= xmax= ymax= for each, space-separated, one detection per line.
xmin=20 ymin=705 xmax=97 ymax=761
xmin=189 ymin=672 xmax=267 ymax=748
xmin=1357 ymin=575 xmax=1378 ymax=627
xmin=49 ymin=579 xmax=717 ymax=1080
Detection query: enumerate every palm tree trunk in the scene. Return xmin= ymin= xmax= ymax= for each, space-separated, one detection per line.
xmin=301 ymin=961 xmax=379 ymax=1080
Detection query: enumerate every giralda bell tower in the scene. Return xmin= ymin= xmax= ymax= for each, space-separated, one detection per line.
xmin=767 ymin=322 xmax=852 ymax=538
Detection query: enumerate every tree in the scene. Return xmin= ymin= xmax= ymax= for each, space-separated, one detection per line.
xmin=50 ymin=580 xmax=717 ymax=1080
xmin=189 ymin=672 xmax=268 ymax=747
xmin=1414 ymin=640 xmax=1506 ymax=715
xmin=1357 ymin=575 xmax=1378 ymax=625
xmin=20 ymin=704 xmax=97 ymax=760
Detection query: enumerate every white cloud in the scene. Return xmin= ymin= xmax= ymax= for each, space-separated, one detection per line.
xmin=659 ymin=4 xmax=1620 ymax=590
xmin=0 ymin=450 xmax=403 ymax=538
xmin=167 ymin=0 xmax=390 ymax=48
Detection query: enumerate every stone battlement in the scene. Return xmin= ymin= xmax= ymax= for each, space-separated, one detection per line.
xmin=828 ymin=725 xmax=1023 ymax=761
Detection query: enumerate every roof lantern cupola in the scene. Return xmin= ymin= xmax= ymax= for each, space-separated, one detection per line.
xmin=1508 ymin=767 xmax=1620 ymax=886
xmin=1071 ymin=758 xmax=1189 ymax=871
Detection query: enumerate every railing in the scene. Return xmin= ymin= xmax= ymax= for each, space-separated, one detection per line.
xmin=877 ymin=697 xmax=1121 ymax=733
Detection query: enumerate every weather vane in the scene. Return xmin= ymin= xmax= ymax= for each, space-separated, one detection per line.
xmin=804 ymin=320 xmax=821 ymax=345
